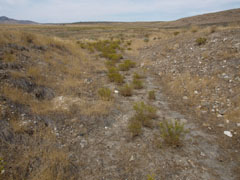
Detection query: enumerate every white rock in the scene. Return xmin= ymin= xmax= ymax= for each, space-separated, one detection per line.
xmin=200 ymin=152 xmax=206 ymax=157
xmin=224 ymin=131 xmax=233 ymax=137
xmin=114 ymin=90 xmax=119 ymax=94
xmin=129 ymin=155 xmax=134 ymax=162
xmin=183 ymin=96 xmax=188 ymax=100
xmin=237 ymin=123 xmax=240 ymax=127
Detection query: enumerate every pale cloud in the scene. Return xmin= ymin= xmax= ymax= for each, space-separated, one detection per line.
xmin=0 ymin=0 xmax=239 ymax=22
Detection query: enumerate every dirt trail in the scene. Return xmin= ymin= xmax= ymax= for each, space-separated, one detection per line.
xmin=58 ymin=50 xmax=237 ymax=179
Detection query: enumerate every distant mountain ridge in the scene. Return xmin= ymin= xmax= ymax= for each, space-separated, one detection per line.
xmin=0 ymin=16 xmax=37 ymax=24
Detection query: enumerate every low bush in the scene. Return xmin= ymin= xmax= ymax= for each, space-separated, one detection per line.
xmin=132 ymin=78 xmax=143 ymax=89
xmin=133 ymin=72 xmax=144 ymax=79
xmin=118 ymin=60 xmax=136 ymax=71
xmin=196 ymin=37 xmax=207 ymax=46
xmin=119 ymin=84 xmax=133 ymax=96
xmin=98 ymin=87 xmax=112 ymax=101
xmin=159 ymin=119 xmax=188 ymax=147
xmin=128 ymin=118 xmax=142 ymax=137
xmin=107 ymin=67 xmax=124 ymax=84
xmin=128 ymin=102 xmax=158 ymax=136
xmin=173 ymin=31 xmax=180 ymax=36
xmin=148 ymin=90 xmax=156 ymax=100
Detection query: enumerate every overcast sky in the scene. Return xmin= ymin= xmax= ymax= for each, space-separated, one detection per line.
xmin=0 ymin=0 xmax=240 ymax=23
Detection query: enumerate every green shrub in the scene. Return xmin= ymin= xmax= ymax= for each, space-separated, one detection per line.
xmin=118 ymin=60 xmax=136 ymax=71
xmin=133 ymin=72 xmax=143 ymax=79
xmin=133 ymin=101 xmax=157 ymax=126
xmin=132 ymin=78 xmax=143 ymax=89
xmin=128 ymin=118 xmax=142 ymax=137
xmin=148 ymin=90 xmax=156 ymax=100
xmin=98 ymin=87 xmax=112 ymax=101
xmin=173 ymin=31 xmax=180 ymax=36
xmin=119 ymin=84 xmax=133 ymax=96
xmin=159 ymin=119 xmax=188 ymax=146
xmin=107 ymin=67 xmax=124 ymax=84
xmin=196 ymin=37 xmax=207 ymax=46
xmin=147 ymin=174 xmax=156 ymax=180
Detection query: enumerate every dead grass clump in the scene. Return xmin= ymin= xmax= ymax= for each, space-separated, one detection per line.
xmin=119 ymin=84 xmax=133 ymax=96
xmin=1 ymin=84 xmax=33 ymax=105
xmin=1 ymin=84 xmax=54 ymax=115
xmin=98 ymin=87 xmax=112 ymax=101
xmin=2 ymin=52 xmax=17 ymax=63
xmin=190 ymin=25 xmax=199 ymax=33
xmin=79 ymin=100 xmax=112 ymax=116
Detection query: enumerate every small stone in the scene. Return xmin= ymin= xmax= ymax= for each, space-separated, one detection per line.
xmin=194 ymin=90 xmax=198 ymax=94
xmin=183 ymin=96 xmax=188 ymax=100
xmin=217 ymin=124 xmax=224 ymax=128
xmin=200 ymin=152 xmax=206 ymax=157
xmin=225 ymin=120 xmax=230 ymax=124
xmin=224 ymin=131 xmax=232 ymax=137
xmin=129 ymin=155 xmax=134 ymax=162
xmin=114 ymin=90 xmax=119 ymax=94
xmin=237 ymin=123 xmax=240 ymax=127
xmin=217 ymin=114 xmax=223 ymax=118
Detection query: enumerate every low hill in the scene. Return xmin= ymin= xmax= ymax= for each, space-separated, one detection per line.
xmin=0 ymin=16 xmax=37 ymax=24
xmin=168 ymin=8 xmax=240 ymax=27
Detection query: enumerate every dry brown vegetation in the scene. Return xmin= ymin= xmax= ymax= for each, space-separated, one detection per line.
xmin=0 ymin=10 xmax=240 ymax=179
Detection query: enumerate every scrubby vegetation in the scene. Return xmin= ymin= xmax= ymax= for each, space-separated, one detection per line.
xmin=132 ymin=77 xmax=144 ymax=89
xmin=98 ymin=87 xmax=112 ymax=101
xmin=119 ymin=84 xmax=133 ymax=96
xmin=118 ymin=59 xmax=136 ymax=71
xmin=107 ymin=67 xmax=124 ymax=84
xmin=148 ymin=90 xmax=156 ymax=100
xmin=196 ymin=37 xmax=207 ymax=45
xmin=128 ymin=102 xmax=157 ymax=136
xmin=159 ymin=119 xmax=188 ymax=147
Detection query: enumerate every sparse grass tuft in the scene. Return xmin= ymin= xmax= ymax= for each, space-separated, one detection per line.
xmin=148 ymin=90 xmax=156 ymax=100
xmin=119 ymin=84 xmax=133 ymax=96
xmin=196 ymin=37 xmax=207 ymax=46
xmin=159 ymin=119 xmax=188 ymax=147
xmin=98 ymin=87 xmax=112 ymax=101
xmin=118 ymin=59 xmax=136 ymax=71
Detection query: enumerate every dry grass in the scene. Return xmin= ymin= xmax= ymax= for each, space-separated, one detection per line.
xmin=2 ymin=52 xmax=17 ymax=63
xmin=1 ymin=84 xmax=54 ymax=115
